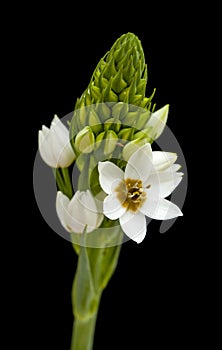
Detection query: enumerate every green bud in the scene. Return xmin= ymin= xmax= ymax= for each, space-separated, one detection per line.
xmin=111 ymin=102 xmax=129 ymax=121
xmin=104 ymin=130 xmax=118 ymax=155
xmin=73 ymin=32 xmax=155 ymax=108
xmin=111 ymin=65 xmax=128 ymax=93
xmin=104 ymin=118 xmax=121 ymax=133
xmin=95 ymin=131 xmax=105 ymax=149
xmin=75 ymin=126 xmax=95 ymax=153
xmin=122 ymin=138 xmax=150 ymax=161
xmin=95 ymin=102 xmax=111 ymax=123
xmin=122 ymin=110 xmax=140 ymax=127
xmin=70 ymin=33 xmax=158 ymax=150
xmin=133 ymin=110 xmax=151 ymax=130
xmin=95 ymin=130 xmax=118 ymax=155
xmin=118 ymin=127 xmax=134 ymax=141
xmin=87 ymin=109 xmax=103 ymax=134
xmin=132 ymin=127 xmax=152 ymax=142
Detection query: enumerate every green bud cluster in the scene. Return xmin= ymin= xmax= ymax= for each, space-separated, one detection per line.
xmin=76 ymin=32 xmax=154 ymax=108
xmin=70 ymin=33 xmax=156 ymax=155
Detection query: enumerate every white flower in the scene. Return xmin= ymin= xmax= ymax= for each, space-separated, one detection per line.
xmin=38 ymin=115 xmax=75 ymax=168
xmin=56 ymin=190 xmax=104 ymax=234
xmin=98 ymin=143 xmax=183 ymax=243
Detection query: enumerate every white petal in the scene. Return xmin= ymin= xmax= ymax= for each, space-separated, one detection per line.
xmin=42 ymin=125 xmax=50 ymax=136
xmin=80 ymin=190 xmax=103 ymax=230
xmin=119 ymin=211 xmax=146 ymax=243
xmin=49 ymin=130 xmax=73 ymax=168
xmin=140 ymin=197 xmax=183 ymax=220
xmin=103 ymin=193 xmax=127 ymax=220
xmin=146 ymin=104 xmax=169 ymax=139
xmin=50 ymin=127 xmax=67 ymax=167
xmin=152 ymin=151 xmax=177 ymax=171
xmin=64 ymin=195 xmax=86 ymax=233
xmin=38 ymin=130 xmax=57 ymax=167
xmin=38 ymin=130 xmax=44 ymax=146
xmin=56 ymin=191 xmax=72 ymax=232
xmin=125 ymin=143 xmax=153 ymax=183
xmin=147 ymin=171 xmax=183 ymax=199
xmin=170 ymin=164 xmax=182 ymax=172
xmin=56 ymin=191 xmax=90 ymax=234
xmin=38 ymin=117 xmax=75 ymax=168
xmin=78 ymin=191 xmax=98 ymax=230
xmin=67 ymin=190 xmax=100 ymax=233
xmin=98 ymin=161 xmax=124 ymax=194
xmin=58 ymin=142 xmax=75 ymax=167
xmin=51 ymin=115 xmax=69 ymax=140
xmin=66 ymin=210 xmax=86 ymax=233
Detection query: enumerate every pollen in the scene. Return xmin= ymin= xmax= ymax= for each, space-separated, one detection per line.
xmin=115 ymin=178 xmax=148 ymax=212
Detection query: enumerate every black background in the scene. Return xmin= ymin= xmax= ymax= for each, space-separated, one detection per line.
xmin=29 ymin=9 xmax=198 ymax=350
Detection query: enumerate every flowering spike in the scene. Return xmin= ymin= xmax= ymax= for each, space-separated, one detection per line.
xmin=73 ymin=32 xmax=154 ymax=112
xmin=70 ymin=33 xmax=160 ymax=158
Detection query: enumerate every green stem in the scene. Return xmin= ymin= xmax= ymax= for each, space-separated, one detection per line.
xmin=71 ymin=309 xmax=99 ymax=350
xmin=61 ymin=167 xmax=73 ymax=198
xmin=52 ymin=168 xmax=66 ymax=193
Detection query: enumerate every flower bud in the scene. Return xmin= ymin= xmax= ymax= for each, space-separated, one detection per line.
xmin=73 ymin=33 xmax=155 ymax=109
xmin=104 ymin=118 xmax=121 ymax=133
xmin=118 ymin=128 xmax=133 ymax=141
xmin=75 ymin=126 xmax=95 ymax=153
xmin=38 ymin=115 xmax=75 ymax=168
xmin=104 ymin=130 xmax=118 ymax=155
xmin=112 ymin=102 xmax=129 ymax=121
xmin=132 ymin=128 xmax=152 ymax=142
xmin=88 ymin=109 xmax=103 ymax=134
xmin=95 ymin=130 xmax=118 ymax=155
xmin=56 ymin=190 xmax=103 ymax=234
xmin=133 ymin=109 xmax=151 ymax=130
xmin=95 ymin=102 xmax=111 ymax=123
xmin=144 ymin=104 xmax=169 ymax=141
xmin=122 ymin=138 xmax=150 ymax=161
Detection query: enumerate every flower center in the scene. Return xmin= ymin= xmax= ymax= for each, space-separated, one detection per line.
xmin=115 ymin=178 xmax=147 ymax=212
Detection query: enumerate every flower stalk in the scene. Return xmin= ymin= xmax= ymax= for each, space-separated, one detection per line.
xmin=37 ymin=32 xmax=183 ymax=350
xmin=71 ymin=223 xmax=123 ymax=350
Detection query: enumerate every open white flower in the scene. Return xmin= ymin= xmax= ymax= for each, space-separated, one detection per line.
xmin=38 ymin=115 xmax=75 ymax=168
xmin=98 ymin=143 xmax=183 ymax=243
xmin=56 ymin=190 xmax=104 ymax=234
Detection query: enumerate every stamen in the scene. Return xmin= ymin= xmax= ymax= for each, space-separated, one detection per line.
xmin=115 ymin=178 xmax=150 ymax=212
